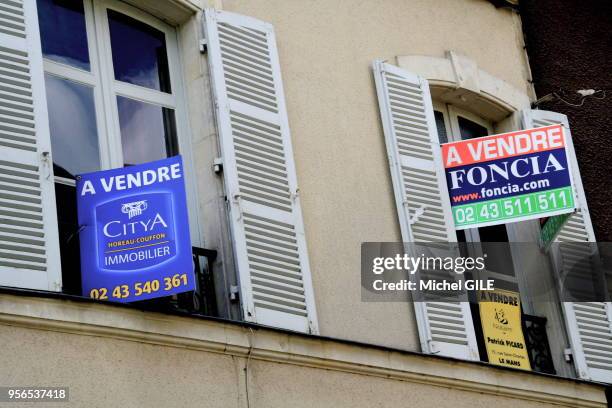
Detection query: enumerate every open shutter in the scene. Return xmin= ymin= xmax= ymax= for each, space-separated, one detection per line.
xmin=203 ymin=9 xmax=318 ymax=333
xmin=523 ymin=109 xmax=612 ymax=383
xmin=373 ymin=61 xmax=479 ymax=360
xmin=0 ymin=0 xmax=61 ymax=290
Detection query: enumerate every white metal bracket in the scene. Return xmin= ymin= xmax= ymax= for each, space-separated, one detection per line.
xmin=213 ymin=157 xmax=223 ymax=174
xmin=407 ymin=203 xmax=425 ymax=225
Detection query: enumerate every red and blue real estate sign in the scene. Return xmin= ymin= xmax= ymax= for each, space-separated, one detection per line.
xmin=441 ymin=124 xmax=576 ymax=229
xmin=76 ymin=156 xmax=194 ymax=302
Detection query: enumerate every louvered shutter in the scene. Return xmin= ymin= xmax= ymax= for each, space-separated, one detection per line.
xmin=203 ymin=9 xmax=318 ymax=333
xmin=523 ymin=109 xmax=612 ymax=383
xmin=0 ymin=0 xmax=61 ymax=290
xmin=373 ymin=61 xmax=479 ymax=360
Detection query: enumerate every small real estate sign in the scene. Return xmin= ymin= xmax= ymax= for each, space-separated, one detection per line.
xmin=479 ymin=289 xmax=531 ymax=371
xmin=441 ymin=124 xmax=576 ymax=229
xmin=76 ymin=156 xmax=194 ymax=302
xmin=539 ymin=213 xmax=571 ymax=251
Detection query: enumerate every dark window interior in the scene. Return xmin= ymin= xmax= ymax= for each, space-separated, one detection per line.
xmin=479 ymin=224 xmax=515 ymax=279
xmin=478 ymin=224 xmax=509 ymax=242
xmin=54 ymin=183 xmax=81 ymax=295
xmin=458 ymin=115 xmax=489 ymax=140
xmin=434 ymin=110 xmax=448 ymax=144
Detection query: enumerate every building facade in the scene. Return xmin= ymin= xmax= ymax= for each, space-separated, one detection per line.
xmin=0 ymin=0 xmax=610 ymax=406
xmin=520 ymin=0 xmax=612 ymax=241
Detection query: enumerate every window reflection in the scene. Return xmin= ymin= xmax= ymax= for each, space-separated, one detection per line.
xmin=37 ymin=0 xmax=90 ymax=71
xmin=117 ymin=96 xmax=177 ymax=166
xmin=44 ymin=74 xmax=100 ymax=178
xmin=108 ymin=10 xmax=171 ymax=93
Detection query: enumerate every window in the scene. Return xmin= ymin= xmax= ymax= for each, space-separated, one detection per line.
xmin=37 ymin=0 xmax=195 ymax=294
xmin=7 ymin=4 xmax=320 ymax=332
xmin=433 ymin=102 xmax=554 ymax=370
xmin=374 ymin=61 xmax=610 ymax=379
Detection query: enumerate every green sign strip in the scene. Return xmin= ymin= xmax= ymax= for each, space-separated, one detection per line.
xmin=452 ymin=186 xmax=574 ymax=228
xmin=539 ymin=212 xmax=571 ymax=250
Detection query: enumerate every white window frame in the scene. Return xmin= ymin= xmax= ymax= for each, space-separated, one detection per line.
xmin=41 ymin=0 xmax=202 ymax=245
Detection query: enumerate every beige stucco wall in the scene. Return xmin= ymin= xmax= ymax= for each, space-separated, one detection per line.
xmin=0 ymin=294 xmax=605 ymax=408
xmin=0 ymin=325 xmax=569 ymax=408
xmin=217 ymin=0 xmax=533 ymax=349
xmin=1 ymin=325 xmax=241 ymax=407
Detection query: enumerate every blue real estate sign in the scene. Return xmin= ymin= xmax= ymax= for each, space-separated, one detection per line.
xmin=76 ymin=156 xmax=194 ymax=302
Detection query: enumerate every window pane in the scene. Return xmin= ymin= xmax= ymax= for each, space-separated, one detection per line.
xmin=108 ymin=10 xmax=171 ymax=93
xmin=37 ymin=0 xmax=90 ymax=71
xmin=117 ymin=96 xmax=177 ymax=166
xmin=434 ymin=111 xmax=448 ymax=144
xmin=458 ymin=116 xmax=489 ymax=140
xmin=44 ymin=74 xmax=100 ymax=179
xmin=478 ymin=224 xmax=509 ymax=242
xmin=479 ymin=218 xmax=514 ymax=277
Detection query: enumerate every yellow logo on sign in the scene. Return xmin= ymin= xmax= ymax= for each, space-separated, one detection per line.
xmin=479 ymin=289 xmax=531 ymax=370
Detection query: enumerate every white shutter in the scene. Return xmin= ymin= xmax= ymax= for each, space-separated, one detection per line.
xmin=523 ymin=109 xmax=612 ymax=383
xmin=0 ymin=0 xmax=61 ymax=290
xmin=373 ymin=61 xmax=479 ymax=360
xmin=203 ymin=9 xmax=318 ymax=333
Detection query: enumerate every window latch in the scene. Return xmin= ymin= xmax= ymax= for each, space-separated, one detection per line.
xmin=213 ymin=157 xmax=223 ymax=174
xmin=229 ymin=285 xmax=239 ymax=302
xmin=199 ymin=39 xmax=208 ymax=54
xmin=564 ymin=347 xmax=573 ymax=362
